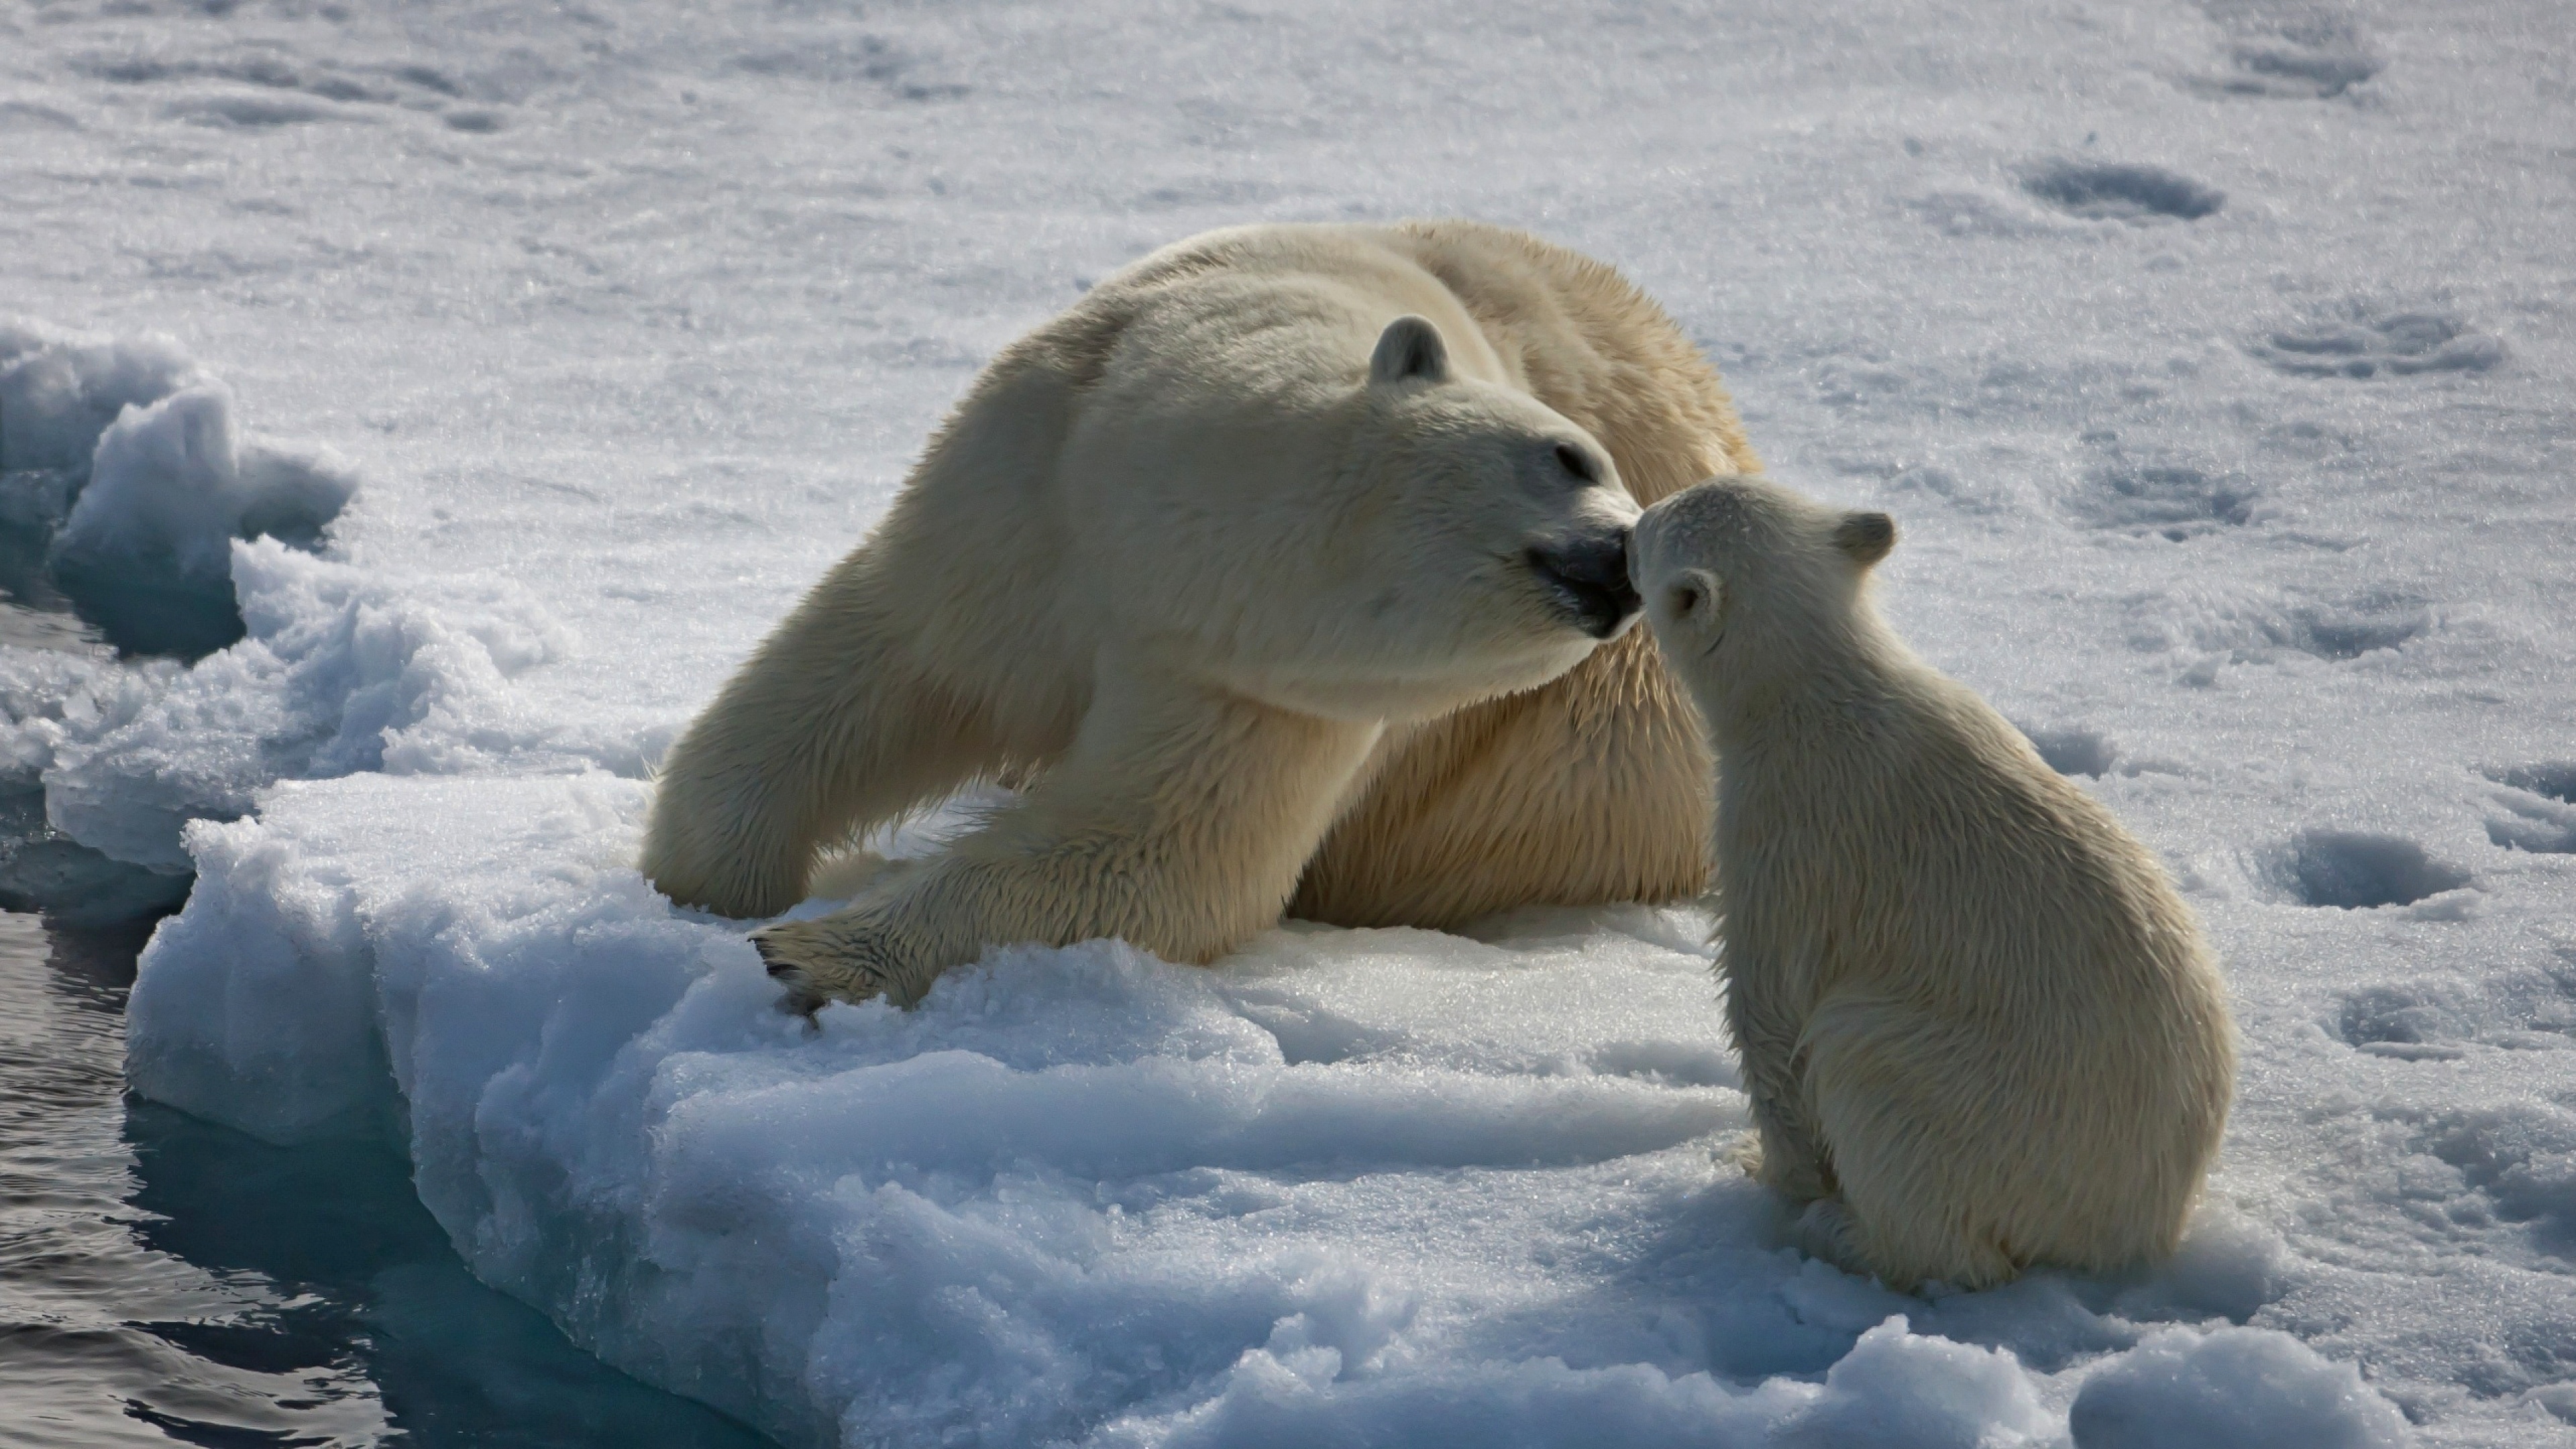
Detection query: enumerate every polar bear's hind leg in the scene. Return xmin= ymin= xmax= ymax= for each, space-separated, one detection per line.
xmin=1802 ymin=1020 xmax=2023 ymax=1291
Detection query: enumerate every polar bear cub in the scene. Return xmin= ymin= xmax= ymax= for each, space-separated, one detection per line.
xmin=1629 ymin=477 xmax=2235 ymax=1290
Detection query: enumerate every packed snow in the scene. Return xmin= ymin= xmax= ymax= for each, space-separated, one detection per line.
xmin=4 ymin=0 xmax=2573 ymax=1443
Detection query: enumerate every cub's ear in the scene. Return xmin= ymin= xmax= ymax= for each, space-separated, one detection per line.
xmin=1833 ymin=511 xmax=1896 ymax=566
xmin=1370 ymin=315 xmax=1450 ymax=386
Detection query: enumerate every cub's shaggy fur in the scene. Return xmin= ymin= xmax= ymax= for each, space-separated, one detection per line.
xmin=1631 ymin=478 xmax=2235 ymax=1289
xmin=644 ymin=221 xmax=1754 ymax=1008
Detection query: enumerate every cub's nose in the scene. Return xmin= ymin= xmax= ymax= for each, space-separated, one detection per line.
xmin=1527 ymin=531 xmax=1642 ymax=639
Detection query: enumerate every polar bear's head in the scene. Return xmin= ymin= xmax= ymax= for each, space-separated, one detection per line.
xmin=1241 ymin=314 xmax=1643 ymax=719
xmin=1629 ymin=477 xmax=1897 ymax=714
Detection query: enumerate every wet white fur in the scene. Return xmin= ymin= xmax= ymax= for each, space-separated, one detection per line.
xmin=1632 ymin=478 xmax=2236 ymax=1289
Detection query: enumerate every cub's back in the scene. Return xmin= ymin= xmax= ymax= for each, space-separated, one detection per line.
xmin=1723 ymin=667 xmax=2222 ymax=1061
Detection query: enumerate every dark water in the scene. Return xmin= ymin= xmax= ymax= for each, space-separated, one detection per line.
xmin=0 ymin=909 xmax=781 ymax=1448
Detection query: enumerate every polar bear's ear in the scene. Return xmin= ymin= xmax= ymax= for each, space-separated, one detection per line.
xmin=1370 ymin=315 xmax=1450 ymax=386
xmin=1833 ymin=511 xmax=1896 ymax=567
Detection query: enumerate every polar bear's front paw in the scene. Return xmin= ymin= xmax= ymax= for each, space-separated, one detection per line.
xmin=751 ymin=916 xmax=908 ymax=1013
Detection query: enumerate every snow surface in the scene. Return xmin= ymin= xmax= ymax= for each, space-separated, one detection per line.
xmin=5 ymin=0 xmax=2573 ymax=1442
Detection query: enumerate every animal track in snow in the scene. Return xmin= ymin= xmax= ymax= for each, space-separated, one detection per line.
xmin=84 ymin=48 xmax=504 ymax=132
xmin=2485 ymin=765 xmax=2576 ymax=855
xmin=2273 ymin=594 xmax=2431 ymax=660
xmin=2493 ymin=765 xmax=2576 ymax=804
xmin=2408 ymin=1106 xmax=2576 ymax=1255
xmin=2129 ymin=586 xmax=2430 ymax=663
xmin=2337 ymin=958 xmax=2576 ymax=1062
xmin=2222 ymin=34 xmax=2381 ymax=97
xmin=2340 ymin=984 xmax=2471 ymax=1061
xmin=725 ymin=34 xmax=971 ymax=101
xmin=2192 ymin=9 xmax=2383 ymax=99
xmin=2078 ymin=464 xmax=2259 ymax=540
xmin=2273 ymin=830 xmax=2472 ymax=910
xmin=2021 ymin=160 xmax=2224 ymax=223
xmin=2251 ymin=309 xmax=2504 ymax=379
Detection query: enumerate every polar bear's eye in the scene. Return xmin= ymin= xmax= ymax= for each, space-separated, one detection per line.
xmin=1553 ymin=443 xmax=1598 ymax=484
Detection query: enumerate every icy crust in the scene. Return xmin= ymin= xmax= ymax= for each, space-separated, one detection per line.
xmin=125 ymin=773 xmax=2415 ymax=1448
xmin=60 ymin=382 xmax=357 ymax=584
xmin=1 ymin=316 xmax=359 ymax=656
xmin=2070 ymin=1327 xmax=2414 ymax=1449
xmin=0 ymin=318 xmax=197 ymax=480
xmin=0 ymin=315 xmax=515 ymax=910
xmin=0 ymin=537 xmax=574 ymax=873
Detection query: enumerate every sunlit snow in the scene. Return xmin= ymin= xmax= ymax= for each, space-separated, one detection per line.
xmin=5 ymin=0 xmax=2572 ymax=1443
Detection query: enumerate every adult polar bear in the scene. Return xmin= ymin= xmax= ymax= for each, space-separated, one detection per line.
xmin=645 ymin=221 xmax=1756 ymax=1008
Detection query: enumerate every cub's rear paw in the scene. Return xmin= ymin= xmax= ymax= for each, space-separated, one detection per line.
xmin=1792 ymin=1197 xmax=1869 ymax=1277
xmin=1733 ymin=1128 xmax=1830 ymax=1203
xmin=751 ymin=917 xmax=906 ymax=1013
xmin=1718 ymin=1130 xmax=1765 ymax=1177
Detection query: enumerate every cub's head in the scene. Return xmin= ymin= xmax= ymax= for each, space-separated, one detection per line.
xmin=1629 ymin=477 xmax=1896 ymax=706
xmin=1305 ymin=315 xmax=1641 ymax=714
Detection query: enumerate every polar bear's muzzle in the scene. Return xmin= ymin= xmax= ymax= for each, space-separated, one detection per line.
xmin=1526 ymin=530 xmax=1641 ymax=639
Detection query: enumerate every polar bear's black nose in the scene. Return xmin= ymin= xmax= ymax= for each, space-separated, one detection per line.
xmin=1527 ymin=532 xmax=1641 ymax=639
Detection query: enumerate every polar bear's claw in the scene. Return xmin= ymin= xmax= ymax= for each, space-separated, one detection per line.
xmin=756 ymin=955 xmax=828 ymax=1018
xmin=750 ymin=918 xmax=901 ymax=1012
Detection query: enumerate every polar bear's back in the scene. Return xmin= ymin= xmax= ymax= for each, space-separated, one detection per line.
xmin=1088 ymin=219 xmax=1755 ymax=502
xmin=1728 ymin=667 xmax=2225 ymax=1056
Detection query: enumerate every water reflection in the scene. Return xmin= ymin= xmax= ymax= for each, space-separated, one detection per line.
xmin=0 ymin=910 xmax=778 ymax=1448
